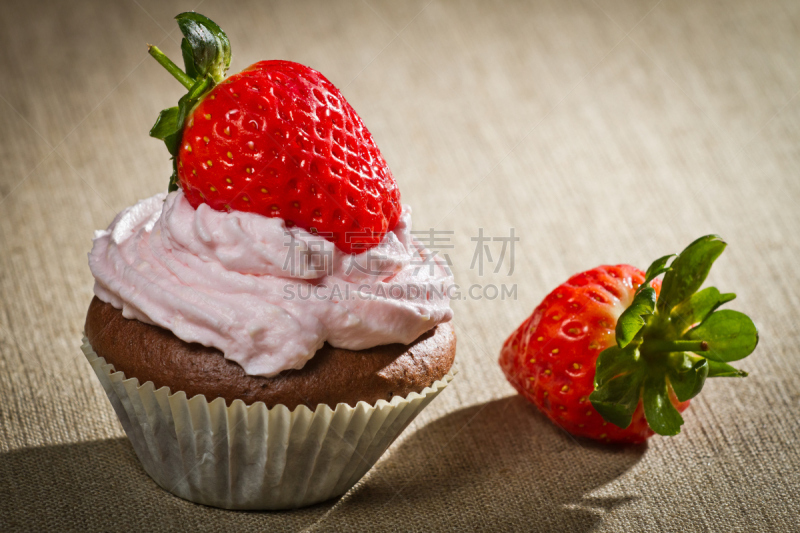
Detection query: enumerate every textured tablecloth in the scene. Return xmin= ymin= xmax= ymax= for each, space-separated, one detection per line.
xmin=1 ymin=0 xmax=798 ymax=531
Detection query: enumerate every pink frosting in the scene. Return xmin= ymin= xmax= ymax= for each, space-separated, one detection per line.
xmin=88 ymin=191 xmax=454 ymax=377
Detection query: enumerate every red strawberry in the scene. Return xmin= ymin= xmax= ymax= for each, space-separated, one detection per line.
xmin=500 ymin=236 xmax=758 ymax=443
xmin=148 ymin=13 xmax=400 ymax=253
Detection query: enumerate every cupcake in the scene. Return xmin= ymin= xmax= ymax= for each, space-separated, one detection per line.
xmin=83 ymin=12 xmax=455 ymax=510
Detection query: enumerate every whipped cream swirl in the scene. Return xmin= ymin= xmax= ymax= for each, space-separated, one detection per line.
xmin=89 ymin=191 xmax=453 ymax=377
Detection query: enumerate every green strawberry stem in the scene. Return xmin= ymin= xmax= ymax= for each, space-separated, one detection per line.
xmin=148 ymin=45 xmax=194 ymax=90
xmin=590 ymin=235 xmax=758 ymax=437
xmin=147 ymin=12 xmax=232 ymax=191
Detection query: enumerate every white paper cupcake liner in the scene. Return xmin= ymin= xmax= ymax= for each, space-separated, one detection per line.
xmin=81 ymin=338 xmax=454 ymax=510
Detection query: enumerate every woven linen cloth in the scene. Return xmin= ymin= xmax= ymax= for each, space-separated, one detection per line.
xmin=1 ymin=0 xmax=798 ymax=531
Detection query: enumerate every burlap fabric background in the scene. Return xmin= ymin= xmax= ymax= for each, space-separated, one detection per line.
xmin=1 ymin=0 xmax=798 ymax=531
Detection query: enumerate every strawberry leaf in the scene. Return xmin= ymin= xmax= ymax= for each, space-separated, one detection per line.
xmin=179 ymin=76 xmax=214 ymax=112
xmin=685 ymin=309 xmax=758 ymax=362
xmin=593 ymin=345 xmax=641 ymax=388
xmin=175 ymin=12 xmax=231 ymax=83
xmin=670 ymin=287 xmax=736 ymax=334
xmin=150 ymin=76 xmax=214 ymax=192
xmin=667 ymin=358 xmax=708 ymax=402
xmin=615 ymin=287 xmax=656 ymax=348
xmin=644 ymin=254 xmax=675 ymax=285
xmin=590 ymin=371 xmax=644 ymax=430
xmin=707 ymin=360 xmax=748 ymax=378
xmin=657 ymin=235 xmax=727 ymax=315
xmin=590 ymin=345 xmax=645 ymax=429
xmin=149 ymin=107 xmax=180 ymax=143
xmin=643 ymin=374 xmax=684 ymax=436
xmin=167 ymin=169 xmax=179 ymax=193
xmin=181 ymin=38 xmax=199 ymax=79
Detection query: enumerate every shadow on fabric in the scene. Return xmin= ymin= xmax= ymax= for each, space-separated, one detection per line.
xmin=0 ymin=437 xmax=334 ymax=531
xmin=0 ymin=397 xmax=644 ymax=531
xmin=307 ymin=395 xmax=646 ymax=532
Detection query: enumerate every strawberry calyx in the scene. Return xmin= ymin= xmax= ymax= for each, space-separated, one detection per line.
xmin=147 ymin=12 xmax=231 ymax=192
xmin=589 ymin=235 xmax=758 ymax=436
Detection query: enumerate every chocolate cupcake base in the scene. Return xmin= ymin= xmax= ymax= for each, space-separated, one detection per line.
xmin=85 ymin=297 xmax=456 ymax=409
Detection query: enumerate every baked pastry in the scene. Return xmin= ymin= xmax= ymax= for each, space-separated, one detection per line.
xmin=85 ymin=297 xmax=455 ymax=410
xmin=82 ymin=12 xmax=455 ymax=510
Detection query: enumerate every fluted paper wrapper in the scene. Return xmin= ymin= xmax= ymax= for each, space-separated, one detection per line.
xmin=81 ymin=338 xmax=454 ymax=510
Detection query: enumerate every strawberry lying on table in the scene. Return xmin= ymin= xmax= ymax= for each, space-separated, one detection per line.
xmin=499 ymin=236 xmax=758 ymax=443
